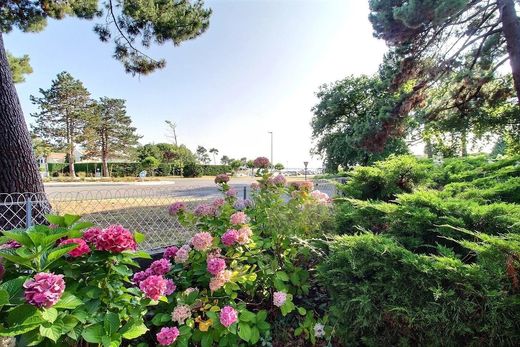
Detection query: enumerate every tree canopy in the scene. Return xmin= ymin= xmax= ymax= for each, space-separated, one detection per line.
xmin=7 ymin=51 xmax=32 ymax=83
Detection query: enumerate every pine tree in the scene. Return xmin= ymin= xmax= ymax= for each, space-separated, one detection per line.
xmin=31 ymin=72 xmax=92 ymax=178
xmin=83 ymin=98 xmax=141 ymax=177
xmin=7 ymin=52 xmax=32 ymax=83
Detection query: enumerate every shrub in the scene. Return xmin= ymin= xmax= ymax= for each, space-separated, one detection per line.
xmin=320 ymin=232 xmax=520 ymax=346
xmin=182 ymin=162 xmax=203 ymax=177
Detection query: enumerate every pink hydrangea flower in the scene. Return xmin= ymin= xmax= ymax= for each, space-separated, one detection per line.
xmin=0 ymin=240 xmax=21 ymax=249
xmin=253 ymin=157 xmax=270 ymax=169
xmin=168 ymin=202 xmax=186 ymax=216
xmin=209 ymin=270 xmax=232 ymax=292
xmin=164 ymin=279 xmax=176 ymax=296
xmin=172 ymin=304 xmax=192 ymax=324
xmin=139 ymin=275 xmax=167 ymax=300
xmin=163 ymin=246 xmax=178 ymax=259
xmin=212 ymin=198 xmax=226 ymax=208
xmin=191 ymin=232 xmax=213 ymax=251
xmin=273 ymin=291 xmax=287 ymax=307
xmin=174 ymin=245 xmax=191 ymax=264
xmin=310 ymin=190 xmax=331 ymax=205
xmin=156 ymin=327 xmax=179 ymax=346
xmin=23 ymin=272 xmax=65 ymax=308
xmin=219 ymin=306 xmax=238 ymax=327
xmin=194 ymin=204 xmax=216 ymax=217
xmin=221 ymin=229 xmax=239 ymax=246
xmin=82 ymin=227 xmax=102 ymax=243
xmin=230 ymin=211 xmax=248 ymax=225
xmin=95 ymin=225 xmax=136 ymax=253
xmin=59 ymin=238 xmax=90 ymax=257
xmin=184 ymin=287 xmax=198 ymax=295
xmin=226 ymin=188 xmax=237 ymax=197
xmin=250 ymin=182 xmax=260 ymax=191
xmin=149 ymin=259 xmax=172 ymax=276
xmin=237 ymin=226 xmax=253 ymax=245
xmin=291 ymin=181 xmax=314 ymax=192
xmin=132 ymin=270 xmax=149 ymax=285
xmin=207 ymin=257 xmax=226 ymax=276
xmin=272 ymin=174 xmax=286 ymax=186
xmin=214 ymin=174 xmax=230 ymax=184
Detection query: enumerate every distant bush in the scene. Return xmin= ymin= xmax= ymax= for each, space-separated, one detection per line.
xmin=182 ymin=162 xmax=203 ymax=177
xmin=199 ymin=164 xmax=231 ymax=176
xmin=320 ymin=232 xmax=520 ymax=346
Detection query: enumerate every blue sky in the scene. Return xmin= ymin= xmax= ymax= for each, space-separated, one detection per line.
xmin=7 ymin=0 xmax=387 ymax=168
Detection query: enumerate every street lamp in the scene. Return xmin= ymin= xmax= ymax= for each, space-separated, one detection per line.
xmin=268 ymin=131 xmax=273 ymax=171
xmin=303 ymin=161 xmax=309 ymax=181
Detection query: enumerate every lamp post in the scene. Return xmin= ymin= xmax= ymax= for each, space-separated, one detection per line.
xmin=268 ymin=131 xmax=273 ymax=171
xmin=304 ymin=161 xmax=309 ymax=181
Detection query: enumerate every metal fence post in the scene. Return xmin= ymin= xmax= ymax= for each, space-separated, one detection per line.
xmin=243 ymin=186 xmax=247 ymax=200
xmin=25 ymin=199 xmax=33 ymax=228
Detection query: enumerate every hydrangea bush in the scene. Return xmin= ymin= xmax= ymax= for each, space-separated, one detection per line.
xmin=140 ymin=160 xmax=335 ymax=346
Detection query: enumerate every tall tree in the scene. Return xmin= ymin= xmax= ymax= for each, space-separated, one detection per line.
xmin=7 ymin=51 xmax=32 ymax=83
xmin=209 ymin=148 xmax=219 ymax=165
xmin=83 ymin=97 xmax=141 ymax=177
xmin=0 ymin=0 xmax=211 ymax=213
xmin=311 ymin=75 xmax=409 ymax=171
xmin=221 ymin=155 xmax=231 ymax=165
xmin=165 ymin=120 xmax=178 ymax=146
xmin=368 ymin=0 xmax=520 ymax=143
xmin=196 ymin=145 xmax=210 ymax=164
xmin=31 ymin=72 xmax=92 ymax=178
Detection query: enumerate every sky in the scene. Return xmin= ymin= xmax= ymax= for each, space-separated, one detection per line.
xmin=6 ymin=0 xmax=388 ymax=168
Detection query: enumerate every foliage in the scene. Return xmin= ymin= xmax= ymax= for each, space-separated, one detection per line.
xmin=311 ymin=75 xmax=409 ymax=171
xmin=141 ymin=156 xmax=160 ymax=173
xmin=196 ymin=146 xmax=211 ymax=165
xmin=320 ymin=232 xmax=520 ymax=346
xmin=0 ymin=215 xmax=151 ymax=346
xmin=7 ymin=51 xmax=32 ymax=84
xmin=182 ymin=162 xmax=203 ymax=178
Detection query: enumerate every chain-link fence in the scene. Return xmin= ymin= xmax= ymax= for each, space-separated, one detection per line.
xmin=0 ymin=181 xmax=337 ymax=251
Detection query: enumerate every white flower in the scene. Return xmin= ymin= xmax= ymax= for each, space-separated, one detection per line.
xmin=314 ymin=323 xmax=325 ymax=338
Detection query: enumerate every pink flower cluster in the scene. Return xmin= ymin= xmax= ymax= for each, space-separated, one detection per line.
xmin=233 ymin=198 xmax=252 ymax=210
xmin=84 ymin=225 xmax=137 ymax=253
xmin=310 ymin=190 xmax=331 ymax=205
xmin=163 ymin=246 xmax=178 ymax=259
xmin=272 ymin=174 xmax=287 ymax=186
xmin=194 ymin=203 xmax=217 ymax=217
xmin=139 ymin=275 xmax=169 ymax=300
xmin=172 ymin=304 xmax=192 ymax=324
xmin=290 ymin=181 xmax=314 ymax=192
xmin=219 ymin=306 xmax=238 ymax=327
xmin=221 ymin=229 xmax=239 ymax=246
xmin=169 ymin=202 xmax=186 ymax=216
xmin=207 ymin=257 xmax=226 ymax=275
xmin=191 ymin=232 xmax=213 ymax=251
xmin=59 ymin=238 xmax=90 ymax=257
xmin=0 ymin=240 xmax=21 ymax=249
xmin=214 ymin=173 xmax=230 ymax=184
xmin=209 ymin=269 xmax=232 ymax=292
xmin=149 ymin=258 xmax=172 ymax=276
xmin=156 ymin=327 xmax=179 ymax=346
xmin=253 ymin=156 xmax=270 ymax=169
xmin=212 ymin=198 xmax=225 ymax=208
xmin=174 ymin=245 xmax=191 ymax=264
xmin=237 ymin=226 xmax=253 ymax=245
xmin=226 ymin=188 xmax=237 ymax=197
xmin=230 ymin=211 xmax=248 ymax=225
xmin=273 ymin=291 xmax=287 ymax=307
xmin=23 ymin=272 xmax=65 ymax=308
xmin=250 ymin=182 xmax=260 ymax=191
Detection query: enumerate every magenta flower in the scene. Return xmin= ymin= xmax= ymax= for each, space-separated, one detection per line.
xmin=95 ymin=225 xmax=136 ymax=253
xmin=132 ymin=270 xmax=149 ymax=285
xmin=194 ymin=203 xmax=216 ymax=217
xmin=272 ymin=174 xmax=286 ymax=186
xmin=139 ymin=275 xmax=167 ymax=300
xmin=59 ymin=238 xmax=90 ymax=257
xmin=0 ymin=240 xmax=21 ymax=249
xmin=82 ymin=227 xmax=102 ymax=243
xmin=24 ymin=272 xmax=65 ymax=308
xmin=219 ymin=306 xmax=238 ymax=327
xmin=164 ymin=279 xmax=176 ymax=296
xmin=212 ymin=198 xmax=226 ymax=208
xmin=168 ymin=202 xmax=186 ymax=216
xmin=149 ymin=259 xmax=172 ymax=276
xmin=221 ymin=229 xmax=239 ymax=246
xmin=226 ymin=188 xmax=237 ymax=197
xmin=174 ymin=245 xmax=191 ymax=264
xmin=214 ymin=174 xmax=230 ymax=184
xmin=253 ymin=157 xmax=270 ymax=169
xmin=163 ymin=246 xmax=179 ymax=259
xmin=273 ymin=291 xmax=287 ymax=307
xmin=191 ymin=232 xmax=213 ymax=251
xmin=207 ymin=257 xmax=226 ymax=276
xmin=156 ymin=327 xmax=179 ymax=346
xmin=230 ymin=211 xmax=248 ymax=225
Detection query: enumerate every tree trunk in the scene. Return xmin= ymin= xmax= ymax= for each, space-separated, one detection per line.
xmin=498 ymin=0 xmax=520 ymax=103
xmin=68 ymin=146 xmax=76 ymax=178
xmin=461 ymin=130 xmax=468 ymax=156
xmin=0 ymin=32 xmax=50 ymax=228
xmin=102 ymin=152 xmax=109 ymax=177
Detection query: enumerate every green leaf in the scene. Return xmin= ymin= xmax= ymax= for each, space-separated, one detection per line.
xmin=82 ymin=324 xmax=104 ymax=343
xmin=39 ymin=320 xmax=64 ymax=342
xmin=41 ymin=307 xmax=58 ymax=323
xmin=256 ymin=310 xmax=267 ymax=322
xmin=70 ymin=221 xmax=94 ymax=231
xmin=2 ymin=229 xmax=33 ymax=246
xmin=239 ymin=310 xmax=256 ymax=323
xmin=0 ymin=249 xmax=32 ymax=268
xmin=7 ymin=304 xmax=43 ymax=326
xmin=201 ymin=333 xmax=213 ymax=347
xmin=104 ymin=312 xmax=120 ymax=335
xmin=130 ymin=250 xmax=152 ymax=259
xmin=45 ymin=215 xmax=65 ymax=227
xmin=151 ymin=313 xmax=171 ymax=326
xmin=250 ymin=326 xmax=260 ymax=344
xmin=297 ymin=307 xmax=307 ymax=315
xmin=238 ymin=322 xmax=252 ymax=342
xmin=54 ymin=292 xmax=83 ymax=310
xmin=120 ymin=319 xmax=148 ymax=339
xmin=275 ymin=271 xmax=289 ymax=281
xmin=112 ymin=264 xmax=133 ymax=277
xmin=0 ymin=289 xmax=10 ymax=306
xmin=46 ymin=244 xmax=78 ymax=266
xmin=134 ymin=232 xmax=145 ymax=244
xmin=257 ymin=320 xmax=270 ymax=331
xmin=0 ymin=323 xmax=40 ymax=337
xmin=63 ymin=214 xmax=81 ymax=227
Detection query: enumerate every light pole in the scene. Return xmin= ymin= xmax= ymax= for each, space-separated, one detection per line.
xmin=268 ymin=131 xmax=273 ymax=170
xmin=304 ymin=161 xmax=309 ymax=181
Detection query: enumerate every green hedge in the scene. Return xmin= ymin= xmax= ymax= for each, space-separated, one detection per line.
xmin=320 ymin=233 xmax=520 ymax=345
